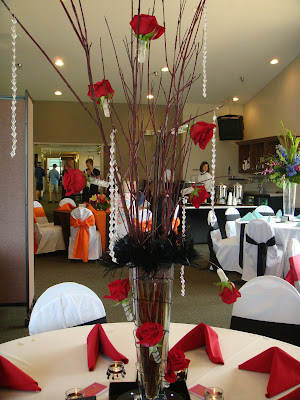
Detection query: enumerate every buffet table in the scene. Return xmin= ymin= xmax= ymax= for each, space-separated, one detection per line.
xmin=1 ymin=322 xmax=299 ymax=399
xmin=185 ymin=205 xmax=256 ymax=243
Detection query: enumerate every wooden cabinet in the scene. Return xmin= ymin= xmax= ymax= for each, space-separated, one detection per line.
xmin=236 ymin=136 xmax=279 ymax=173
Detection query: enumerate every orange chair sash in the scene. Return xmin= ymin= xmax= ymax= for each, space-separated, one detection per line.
xmin=172 ymin=217 xmax=180 ymax=235
xmin=34 ymin=207 xmax=46 ymax=218
xmin=70 ymin=214 xmax=95 ymax=262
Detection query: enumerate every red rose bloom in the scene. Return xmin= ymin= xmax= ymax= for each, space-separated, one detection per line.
xmin=104 ymin=278 xmax=130 ymax=302
xmin=165 ymin=349 xmax=190 ymax=383
xmin=190 ymin=121 xmax=216 ymax=149
xmin=130 ymin=14 xmax=165 ymax=40
xmin=136 ymin=322 xmax=164 ymax=347
xmin=219 ymin=283 xmax=241 ymax=304
xmin=63 ymin=167 xmax=87 ymax=196
xmin=87 ymin=79 xmax=114 ymax=104
xmin=188 ymin=185 xmax=210 ymax=209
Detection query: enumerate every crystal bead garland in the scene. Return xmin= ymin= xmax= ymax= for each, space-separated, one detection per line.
xmin=202 ymin=2 xmax=207 ymax=98
xmin=210 ymin=109 xmax=217 ymax=224
xmin=10 ymin=18 xmax=18 ymax=158
xmin=180 ymin=197 xmax=187 ymax=297
xmin=108 ymin=129 xmax=118 ymax=263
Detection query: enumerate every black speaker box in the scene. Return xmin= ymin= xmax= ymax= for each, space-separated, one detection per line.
xmin=217 ymin=114 xmax=244 ymax=140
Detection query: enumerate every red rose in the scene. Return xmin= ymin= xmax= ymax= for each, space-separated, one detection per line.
xmin=190 ymin=121 xmax=216 ymax=149
xmin=136 ymin=322 xmax=164 ymax=347
xmin=87 ymin=79 xmax=114 ymax=104
xmin=188 ymin=185 xmax=209 ymax=209
xmin=130 ymin=14 xmax=165 ymax=40
xmin=219 ymin=283 xmax=241 ymax=304
xmin=165 ymin=349 xmax=190 ymax=383
xmin=63 ymin=167 xmax=87 ymax=196
xmin=104 ymin=278 xmax=130 ymax=302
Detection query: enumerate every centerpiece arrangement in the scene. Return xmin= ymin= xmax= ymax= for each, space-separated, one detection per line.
xmin=89 ymin=194 xmax=110 ymax=212
xmin=0 ymin=0 xmax=232 ymax=398
xmin=264 ymin=123 xmax=300 ymax=217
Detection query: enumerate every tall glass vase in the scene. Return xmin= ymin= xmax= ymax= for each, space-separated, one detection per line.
xmin=283 ymin=181 xmax=297 ymax=218
xmin=130 ymin=264 xmax=174 ymax=400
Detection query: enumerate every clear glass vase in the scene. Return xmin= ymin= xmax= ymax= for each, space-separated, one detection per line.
xmin=130 ymin=264 xmax=174 ymax=400
xmin=283 ymin=181 xmax=297 ymax=218
xmin=138 ymin=39 xmax=147 ymax=64
xmin=102 ymin=97 xmax=110 ymax=117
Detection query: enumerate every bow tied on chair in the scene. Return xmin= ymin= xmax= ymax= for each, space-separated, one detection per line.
xmin=70 ymin=215 xmax=95 ymax=262
xmin=245 ymin=234 xmax=276 ymax=276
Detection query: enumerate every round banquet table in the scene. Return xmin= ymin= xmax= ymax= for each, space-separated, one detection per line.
xmin=0 ymin=322 xmax=300 ymax=400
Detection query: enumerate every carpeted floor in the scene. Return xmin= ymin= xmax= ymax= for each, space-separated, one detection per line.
xmin=0 ymin=193 xmax=243 ymax=344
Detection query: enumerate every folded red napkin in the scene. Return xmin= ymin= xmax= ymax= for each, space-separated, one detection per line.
xmin=171 ymin=322 xmax=224 ymax=364
xmin=87 ymin=324 xmax=129 ymax=371
xmin=239 ymin=347 xmax=300 ymax=398
xmin=277 ymin=387 xmax=300 ymax=400
xmin=0 ymin=355 xmax=41 ymax=392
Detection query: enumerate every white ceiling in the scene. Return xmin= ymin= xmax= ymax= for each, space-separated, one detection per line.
xmin=0 ymin=0 xmax=300 ymax=105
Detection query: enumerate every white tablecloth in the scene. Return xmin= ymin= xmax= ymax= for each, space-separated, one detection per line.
xmin=1 ymin=323 xmax=300 ymax=400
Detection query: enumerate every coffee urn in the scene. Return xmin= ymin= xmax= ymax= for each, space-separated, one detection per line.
xmin=233 ymin=182 xmax=243 ymax=205
xmin=215 ymin=184 xmax=228 ymax=204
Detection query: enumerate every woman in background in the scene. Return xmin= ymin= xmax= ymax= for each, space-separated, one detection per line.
xmin=82 ymin=158 xmax=101 ymax=202
xmin=182 ymin=161 xmax=212 ymax=198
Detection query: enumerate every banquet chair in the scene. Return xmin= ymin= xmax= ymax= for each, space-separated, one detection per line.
xmin=34 ymin=212 xmax=65 ymax=255
xmin=68 ymin=207 xmax=102 ymax=262
xmin=34 ymin=200 xmax=50 ymax=225
xmin=225 ymin=207 xmax=240 ymax=238
xmin=59 ymin=197 xmax=76 ymax=208
xmin=207 ymin=211 xmax=242 ymax=273
xmin=28 ymin=282 xmax=106 ymax=335
xmin=241 ymin=219 xmax=284 ymax=281
xmin=255 ymin=205 xmax=275 ymax=216
xmin=230 ymin=275 xmax=300 ymax=346
xmin=285 ymin=238 xmax=300 ymax=293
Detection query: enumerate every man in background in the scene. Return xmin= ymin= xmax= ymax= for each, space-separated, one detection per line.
xmin=34 ymin=161 xmax=46 ymax=201
xmin=48 ymin=164 xmax=60 ymax=203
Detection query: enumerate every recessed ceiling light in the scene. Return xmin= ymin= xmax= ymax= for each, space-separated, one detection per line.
xmin=270 ymin=58 xmax=278 ymax=65
xmin=55 ymin=59 xmax=64 ymax=66
xmin=55 ymin=90 xmax=62 ymax=96
xmin=233 ymin=97 xmax=239 ymax=102
xmin=147 ymin=94 xmax=154 ymax=99
xmin=161 ymin=66 xmax=169 ymax=72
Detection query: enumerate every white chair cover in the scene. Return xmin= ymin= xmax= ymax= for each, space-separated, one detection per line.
xmin=232 ymin=275 xmax=300 ymax=324
xmin=242 ymin=219 xmax=284 ymax=282
xmin=68 ymin=207 xmax=102 ymax=261
xmin=29 ymin=282 xmax=106 ymax=335
xmin=34 ymin=200 xmax=49 ymax=225
xmin=286 ymin=238 xmax=300 ymax=292
xmin=59 ymin=198 xmax=76 ymax=208
xmin=255 ymin=205 xmax=275 ymax=216
xmin=35 ymin=222 xmax=66 ymax=254
xmin=207 ymin=211 xmax=241 ymax=273
xmin=225 ymin=207 xmax=240 ymax=238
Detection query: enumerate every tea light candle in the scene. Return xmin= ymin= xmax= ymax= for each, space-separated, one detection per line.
xmin=204 ymin=387 xmax=224 ymax=400
xmin=65 ymin=388 xmax=84 ymax=399
xmin=106 ymin=361 xmax=126 ymax=380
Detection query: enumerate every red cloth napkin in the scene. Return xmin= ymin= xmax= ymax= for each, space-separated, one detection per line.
xmin=239 ymin=347 xmax=300 ymax=398
xmin=87 ymin=324 xmax=129 ymax=371
xmin=171 ymin=323 xmax=224 ymax=364
xmin=0 ymin=355 xmax=41 ymax=392
xmin=277 ymin=387 xmax=300 ymax=400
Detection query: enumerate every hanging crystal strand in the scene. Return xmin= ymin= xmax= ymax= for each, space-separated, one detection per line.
xmin=180 ymin=197 xmax=187 ymax=297
xmin=10 ymin=18 xmax=18 ymax=158
xmin=109 ymin=129 xmax=118 ymax=263
xmin=122 ymin=299 xmax=133 ymax=321
xmin=210 ymin=109 xmax=217 ymax=225
xmin=202 ymin=2 xmax=207 ymax=98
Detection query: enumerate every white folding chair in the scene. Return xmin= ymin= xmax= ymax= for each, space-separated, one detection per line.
xmin=207 ymin=211 xmax=241 ymax=273
xmin=59 ymin=197 xmax=76 ymax=208
xmin=225 ymin=207 xmax=240 ymax=238
xmin=29 ymin=282 xmax=106 ymax=335
xmin=255 ymin=205 xmax=275 ymax=216
xmin=241 ymin=219 xmax=284 ymax=281
xmin=230 ymin=276 xmax=300 ymax=346
xmin=68 ymin=207 xmax=102 ymax=261
xmin=285 ymin=238 xmax=300 ymax=293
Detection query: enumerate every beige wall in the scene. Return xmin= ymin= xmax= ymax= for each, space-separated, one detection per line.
xmin=182 ymin=103 xmax=243 ymax=185
xmin=244 ymin=55 xmax=300 ymax=139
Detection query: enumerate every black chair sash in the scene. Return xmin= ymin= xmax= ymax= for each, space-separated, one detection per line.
xmin=245 ymin=234 xmax=276 ymax=276
xmin=259 ymin=212 xmax=275 ymax=216
xmin=239 ymin=223 xmax=246 ymax=269
xmin=226 ymin=214 xmax=240 ymax=221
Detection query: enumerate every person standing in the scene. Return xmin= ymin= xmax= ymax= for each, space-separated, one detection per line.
xmin=35 ymin=161 xmax=46 ymax=201
xmin=182 ymin=161 xmax=213 ymax=197
xmin=82 ymin=158 xmax=101 ymax=202
xmin=48 ymin=164 xmax=60 ymax=203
